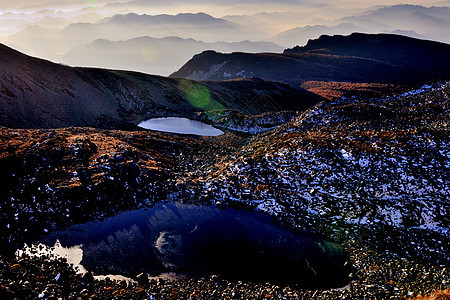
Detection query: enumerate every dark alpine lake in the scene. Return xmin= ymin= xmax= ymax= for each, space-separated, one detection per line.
xmin=41 ymin=202 xmax=350 ymax=288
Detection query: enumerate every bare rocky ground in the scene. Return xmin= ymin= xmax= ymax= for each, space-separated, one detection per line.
xmin=0 ymin=83 xmax=449 ymax=299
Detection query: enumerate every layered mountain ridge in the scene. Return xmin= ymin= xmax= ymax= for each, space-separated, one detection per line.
xmin=62 ymin=36 xmax=283 ymax=76
xmin=0 ymin=43 xmax=322 ymax=129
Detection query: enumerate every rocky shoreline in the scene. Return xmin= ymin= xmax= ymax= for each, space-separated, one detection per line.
xmin=1 ymin=241 xmax=448 ymax=299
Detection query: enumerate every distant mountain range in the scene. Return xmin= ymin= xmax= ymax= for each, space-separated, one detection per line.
xmin=0 ymin=43 xmax=322 ymax=129
xmin=62 ymin=36 xmax=283 ymax=76
xmin=271 ymin=23 xmax=364 ymax=48
xmin=93 ymin=12 xmax=267 ymax=42
xmin=268 ymin=5 xmax=450 ymax=47
xmin=6 ymin=12 xmax=266 ymax=61
xmin=171 ymin=33 xmax=450 ymax=97
xmin=338 ymin=5 xmax=450 ymax=43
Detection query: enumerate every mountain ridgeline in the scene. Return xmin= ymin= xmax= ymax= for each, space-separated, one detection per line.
xmin=171 ymin=33 xmax=450 ymax=89
xmin=0 ymin=43 xmax=323 ymax=130
xmin=62 ymin=37 xmax=283 ymax=76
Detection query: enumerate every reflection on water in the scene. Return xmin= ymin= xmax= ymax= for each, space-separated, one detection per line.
xmin=138 ymin=117 xmax=223 ymax=136
xmin=37 ymin=203 xmax=351 ymax=288
xmin=17 ymin=241 xmax=86 ymax=274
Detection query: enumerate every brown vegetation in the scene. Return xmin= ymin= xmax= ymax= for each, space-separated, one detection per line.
xmin=411 ymin=290 xmax=450 ymax=300
xmin=300 ymin=81 xmax=405 ymax=100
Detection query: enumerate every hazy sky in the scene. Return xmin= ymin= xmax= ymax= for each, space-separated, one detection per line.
xmin=0 ymin=0 xmax=444 ymax=11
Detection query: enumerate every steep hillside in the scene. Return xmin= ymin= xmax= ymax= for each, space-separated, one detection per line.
xmin=0 ymin=43 xmax=323 ymax=129
xmin=171 ymin=33 xmax=450 ymax=98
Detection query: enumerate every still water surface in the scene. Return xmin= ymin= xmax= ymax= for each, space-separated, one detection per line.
xmin=36 ymin=203 xmax=350 ymax=288
xmin=138 ymin=118 xmax=223 ymax=136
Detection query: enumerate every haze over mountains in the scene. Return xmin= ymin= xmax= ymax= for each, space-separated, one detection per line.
xmin=7 ymin=13 xmax=266 ymax=56
xmin=1 ymin=3 xmax=449 ymax=76
xmin=272 ymin=5 xmax=450 ymax=47
xmin=62 ymin=37 xmax=283 ymax=76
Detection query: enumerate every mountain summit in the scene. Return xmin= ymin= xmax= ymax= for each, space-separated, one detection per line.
xmin=171 ymin=33 xmax=450 ymax=97
xmin=284 ymin=32 xmax=450 ymax=68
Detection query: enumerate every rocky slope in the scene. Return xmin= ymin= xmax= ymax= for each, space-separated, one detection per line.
xmin=192 ymin=83 xmax=450 ymax=298
xmin=170 ymin=33 xmax=450 ymax=98
xmin=1 ymin=82 xmax=448 ymax=298
xmin=189 ymin=82 xmax=450 ymax=271
xmin=0 ymin=43 xmax=322 ymax=129
xmin=196 ymin=110 xmax=303 ymax=134
xmin=0 ymin=127 xmax=202 ymax=252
